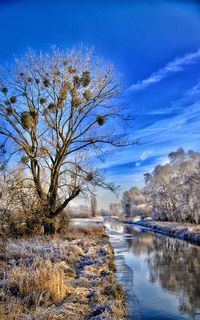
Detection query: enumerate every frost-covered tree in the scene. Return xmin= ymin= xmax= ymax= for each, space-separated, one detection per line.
xmin=109 ymin=202 xmax=122 ymax=216
xmin=121 ymin=187 xmax=151 ymax=218
xmin=144 ymin=148 xmax=200 ymax=224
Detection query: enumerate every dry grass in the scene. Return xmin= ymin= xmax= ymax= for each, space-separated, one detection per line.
xmin=7 ymin=259 xmax=73 ymax=304
xmin=69 ymin=212 xmax=92 ymax=219
xmin=0 ymin=302 xmax=24 ymax=320
xmin=111 ymin=284 xmax=128 ymax=319
xmin=67 ymin=224 xmax=107 ymax=236
xmin=0 ymin=222 xmax=128 ymax=320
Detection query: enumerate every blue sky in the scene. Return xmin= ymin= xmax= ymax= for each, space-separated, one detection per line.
xmin=1 ymin=0 xmax=200 ymax=207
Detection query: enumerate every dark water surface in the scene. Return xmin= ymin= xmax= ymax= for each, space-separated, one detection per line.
xmin=104 ymin=218 xmax=200 ymax=320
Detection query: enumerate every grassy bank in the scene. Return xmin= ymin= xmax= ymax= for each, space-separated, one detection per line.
xmin=0 ymin=224 xmax=127 ymax=320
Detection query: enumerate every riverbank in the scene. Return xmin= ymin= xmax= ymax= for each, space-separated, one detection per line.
xmin=129 ymin=219 xmax=200 ymax=245
xmin=0 ymin=224 xmax=128 ymax=320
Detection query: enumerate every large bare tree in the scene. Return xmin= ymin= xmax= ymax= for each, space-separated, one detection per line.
xmin=0 ymin=47 xmax=129 ymax=225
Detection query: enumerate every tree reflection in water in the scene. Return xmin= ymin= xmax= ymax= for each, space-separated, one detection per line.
xmin=126 ymin=232 xmax=200 ymax=317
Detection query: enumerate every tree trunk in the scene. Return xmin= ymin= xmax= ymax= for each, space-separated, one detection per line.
xmin=43 ymin=218 xmax=56 ymax=234
xmin=49 ymin=187 xmax=81 ymax=219
xmin=41 ymin=186 xmax=81 ymax=234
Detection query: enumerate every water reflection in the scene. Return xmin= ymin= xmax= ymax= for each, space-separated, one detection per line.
xmin=128 ymin=232 xmax=200 ymax=319
xmin=105 ymin=219 xmax=142 ymax=235
xmin=104 ymin=219 xmax=126 ymax=233
xmin=105 ymin=219 xmax=200 ymax=320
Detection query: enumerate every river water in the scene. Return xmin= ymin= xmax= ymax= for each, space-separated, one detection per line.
xmin=104 ymin=218 xmax=200 ymax=320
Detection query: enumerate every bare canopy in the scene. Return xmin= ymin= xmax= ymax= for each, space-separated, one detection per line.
xmin=0 ymin=47 xmax=130 ymax=221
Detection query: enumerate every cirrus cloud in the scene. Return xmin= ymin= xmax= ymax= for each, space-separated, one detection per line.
xmin=129 ymin=47 xmax=200 ymax=92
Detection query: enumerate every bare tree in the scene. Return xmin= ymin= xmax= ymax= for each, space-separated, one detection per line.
xmin=0 ymin=47 xmax=130 ymax=229
xmin=90 ymin=194 xmax=97 ymax=217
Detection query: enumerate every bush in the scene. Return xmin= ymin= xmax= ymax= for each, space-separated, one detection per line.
xmin=0 ymin=209 xmax=44 ymax=238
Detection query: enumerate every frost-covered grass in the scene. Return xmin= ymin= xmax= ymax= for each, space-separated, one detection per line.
xmin=0 ymin=224 xmax=127 ymax=320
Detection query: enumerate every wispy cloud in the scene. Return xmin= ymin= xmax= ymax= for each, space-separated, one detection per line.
xmin=140 ymin=149 xmax=154 ymax=161
xmin=187 ymin=79 xmax=200 ymax=97
xmin=129 ymin=48 xmax=200 ymax=92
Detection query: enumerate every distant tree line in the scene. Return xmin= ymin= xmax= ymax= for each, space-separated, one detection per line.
xmin=121 ymin=187 xmax=151 ymax=218
xmin=121 ymin=148 xmax=200 ymax=224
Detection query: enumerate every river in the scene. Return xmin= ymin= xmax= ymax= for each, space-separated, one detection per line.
xmin=104 ymin=218 xmax=200 ymax=320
